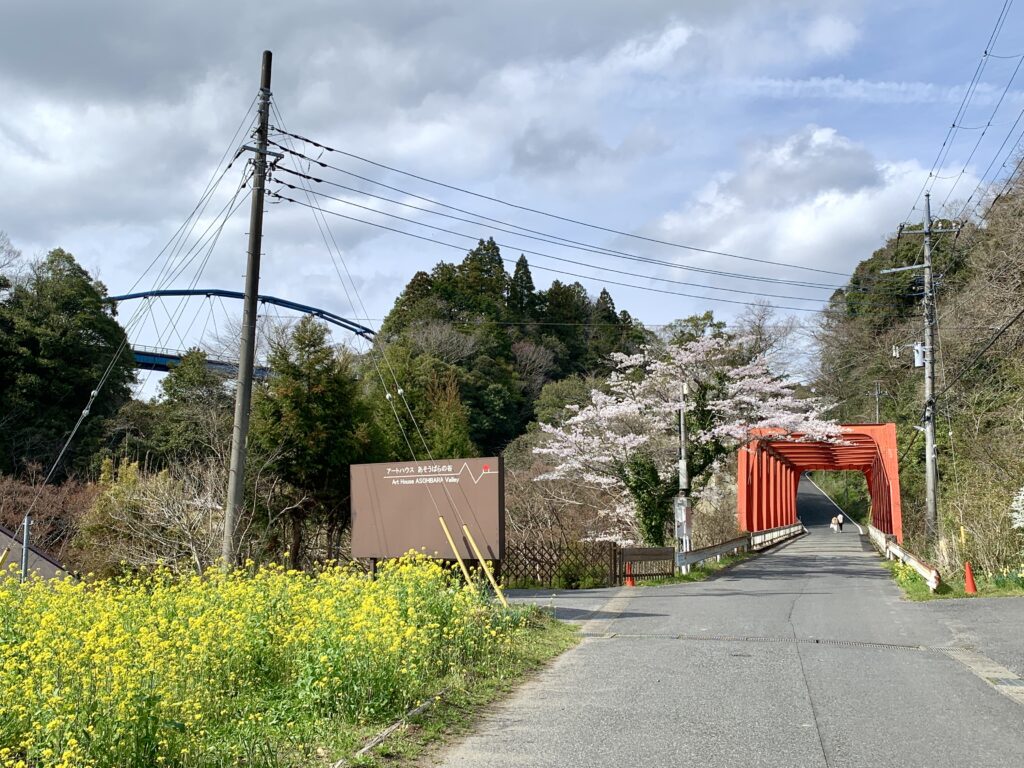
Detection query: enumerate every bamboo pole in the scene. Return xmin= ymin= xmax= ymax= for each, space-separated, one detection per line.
xmin=461 ymin=524 xmax=508 ymax=608
xmin=438 ymin=516 xmax=477 ymax=593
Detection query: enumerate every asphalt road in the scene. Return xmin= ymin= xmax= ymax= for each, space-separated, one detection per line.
xmin=436 ymin=478 xmax=1024 ymax=768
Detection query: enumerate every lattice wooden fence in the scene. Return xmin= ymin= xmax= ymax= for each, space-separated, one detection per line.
xmin=619 ymin=546 xmax=675 ymax=582
xmin=503 ymin=541 xmax=618 ymax=589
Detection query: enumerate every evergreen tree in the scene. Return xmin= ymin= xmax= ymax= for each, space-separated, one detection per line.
xmin=380 ymin=270 xmax=435 ymax=336
xmin=154 ymin=350 xmax=233 ymax=463
xmin=0 ymin=249 xmax=134 ymax=477
xmin=585 ymin=288 xmax=623 ymax=373
xmin=538 ymin=280 xmax=591 ymax=377
xmin=507 ymin=255 xmax=537 ymax=321
xmin=457 ymin=238 xmax=508 ymax=316
xmin=251 ymin=316 xmax=381 ymax=561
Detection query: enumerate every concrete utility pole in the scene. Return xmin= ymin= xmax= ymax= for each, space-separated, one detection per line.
xmin=873 ymin=380 xmax=882 ymax=423
xmin=884 ymin=193 xmax=957 ymax=543
xmin=921 ymin=192 xmax=938 ymax=543
xmin=19 ymin=517 xmax=30 ymax=580
xmin=224 ymin=50 xmax=273 ymax=566
xmin=675 ymin=382 xmax=692 ymax=574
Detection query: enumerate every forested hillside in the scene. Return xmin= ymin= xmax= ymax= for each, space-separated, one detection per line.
xmin=376 ymin=238 xmax=648 ymax=455
xmin=1 ymin=235 xmax=647 ymax=570
xmin=812 ymin=176 xmax=1024 ymax=573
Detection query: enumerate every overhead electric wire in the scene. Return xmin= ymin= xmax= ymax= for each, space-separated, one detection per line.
xmin=898 ymin=426 xmax=923 ymax=464
xmin=270 ymin=128 xmax=849 ymax=278
xmin=271 ymin=103 xmax=487 ymax=542
xmin=905 ymin=0 xmax=1015 ymax=221
xmin=275 ymin=165 xmax=845 ymax=295
xmin=271 ymin=190 xmax=949 ymax=320
xmin=267 ymin=102 xmax=422 ymax=463
xmin=275 ymin=179 xmax=834 ymax=304
xmin=984 ymin=149 xmax=1024 ymax=214
xmin=959 ymin=106 xmax=1024 ymax=219
xmin=935 ymin=304 xmax=1024 ymax=400
xmin=938 ymin=49 xmax=1024 ymax=213
xmin=127 ymin=97 xmax=258 ymax=296
xmin=130 ymin=170 xmax=253 ymax=394
xmin=270 ymin=142 xmax=842 ymax=291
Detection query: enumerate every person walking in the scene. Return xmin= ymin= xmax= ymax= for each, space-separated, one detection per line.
xmin=837 ymin=512 xmax=844 ymax=532
xmin=830 ymin=516 xmax=838 ymax=533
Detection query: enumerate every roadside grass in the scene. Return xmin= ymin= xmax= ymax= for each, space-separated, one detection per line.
xmin=351 ymin=611 xmax=577 ymax=766
xmin=0 ymin=558 xmax=577 ymax=768
xmin=636 ymin=551 xmax=752 ymax=586
xmin=882 ymin=560 xmax=1024 ymax=601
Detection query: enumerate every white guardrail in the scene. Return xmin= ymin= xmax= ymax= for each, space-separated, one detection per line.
xmin=675 ymin=522 xmax=805 ymax=569
xmin=867 ymin=525 xmax=941 ymax=592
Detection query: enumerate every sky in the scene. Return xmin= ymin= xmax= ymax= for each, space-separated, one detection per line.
xmin=2 ymin=0 xmax=1023 ymax=387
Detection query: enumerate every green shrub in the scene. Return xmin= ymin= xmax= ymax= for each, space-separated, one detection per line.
xmin=552 ymin=557 xmax=608 ymax=590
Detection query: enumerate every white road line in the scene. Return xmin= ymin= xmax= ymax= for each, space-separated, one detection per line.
xmin=803 ymin=475 xmax=865 ymax=534
xmin=943 ymin=647 xmax=1024 ymax=707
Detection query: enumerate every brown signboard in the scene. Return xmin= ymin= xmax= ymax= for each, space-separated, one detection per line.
xmin=351 ymin=457 xmax=504 ymax=561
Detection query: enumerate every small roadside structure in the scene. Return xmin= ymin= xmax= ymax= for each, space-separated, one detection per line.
xmin=0 ymin=523 xmax=66 ymax=579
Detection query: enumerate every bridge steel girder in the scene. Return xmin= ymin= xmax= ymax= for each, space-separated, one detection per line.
xmin=736 ymin=423 xmax=903 ymax=543
xmin=106 ymin=288 xmax=376 ymax=339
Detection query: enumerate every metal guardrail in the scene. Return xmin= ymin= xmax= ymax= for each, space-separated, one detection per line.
xmin=675 ymin=536 xmax=750 ymax=568
xmin=867 ymin=525 xmax=941 ymax=592
xmin=675 ymin=523 xmax=806 ymax=569
xmin=749 ymin=523 xmax=805 ymax=550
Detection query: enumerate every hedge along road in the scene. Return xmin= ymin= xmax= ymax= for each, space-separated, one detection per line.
xmin=437 ymin=478 xmax=1024 ymax=768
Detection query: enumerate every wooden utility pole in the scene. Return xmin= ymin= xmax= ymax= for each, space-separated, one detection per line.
xmin=224 ymin=50 xmax=273 ymax=565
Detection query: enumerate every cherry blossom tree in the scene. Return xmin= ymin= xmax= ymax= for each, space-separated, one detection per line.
xmin=534 ymin=334 xmax=840 ymax=544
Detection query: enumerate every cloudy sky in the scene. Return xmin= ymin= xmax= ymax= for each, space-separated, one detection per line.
xmin=3 ymin=0 xmax=1023 ymax=371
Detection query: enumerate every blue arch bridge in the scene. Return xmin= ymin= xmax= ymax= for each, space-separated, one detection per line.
xmin=107 ymin=288 xmax=375 ymax=379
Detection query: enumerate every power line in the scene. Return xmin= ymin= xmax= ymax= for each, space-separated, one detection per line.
xmin=905 ymin=0 xmax=1015 ymax=221
xmin=274 ymin=179 xmax=833 ymax=304
xmin=271 ymin=102 xmax=491 ymax=551
xmin=270 ymin=128 xmax=849 ymax=278
xmin=272 ymin=182 xmax=926 ymax=317
xmin=898 ymin=426 xmax=923 ymax=465
xmin=984 ymin=149 xmax=1024 ymax=214
xmin=270 ymin=142 xmax=843 ymax=291
xmin=938 ymin=49 xmax=1024 ymax=212
xmin=274 ymin=164 xmax=844 ymax=293
xmin=936 ymin=304 xmax=1024 ymax=399
xmin=273 ymin=190 xmax=934 ymax=316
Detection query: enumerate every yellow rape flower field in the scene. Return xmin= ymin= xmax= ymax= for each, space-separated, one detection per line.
xmin=0 ymin=556 xmax=575 ymax=768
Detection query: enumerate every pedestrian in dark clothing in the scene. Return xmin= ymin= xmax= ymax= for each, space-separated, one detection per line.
xmin=837 ymin=513 xmax=844 ymax=532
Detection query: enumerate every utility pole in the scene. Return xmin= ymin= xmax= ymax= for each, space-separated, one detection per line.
xmin=19 ymin=517 xmax=30 ymax=580
xmin=675 ymin=382 xmax=692 ymax=574
xmin=921 ymin=193 xmax=939 ymax=543
xmin=873 ymin=380 xmax=882 ymax=423
xmin=224 ymin=50 xmax=273 ymax=566
xmin=883 ymin=193 xmax=957 ymax=544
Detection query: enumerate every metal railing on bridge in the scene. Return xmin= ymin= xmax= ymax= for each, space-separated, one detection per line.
xmin=131 ymin=345 xmax=270 ymax=380
xmin=675 ymin=522 xmax=805 ymax=569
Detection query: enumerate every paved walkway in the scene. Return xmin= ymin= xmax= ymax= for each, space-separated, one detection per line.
xmin=437 ymin=478 xmax=1024 ymax=768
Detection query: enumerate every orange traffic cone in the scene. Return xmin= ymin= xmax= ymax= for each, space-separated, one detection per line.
xmin=625 ymin=562 xmax=635 ymax=588
xmin=964 ymin=561 xmax=978 ymax=595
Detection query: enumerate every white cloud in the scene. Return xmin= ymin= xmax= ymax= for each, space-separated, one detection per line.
xmin=1 ymin=0 xmax=1004 ymax=352
xmin=650 ymin=125 xmax=979 ymax=295
xmin=805 ymin=15 xmax=861 ymax=57
xmin=715 ymin=76 xmax=1024 ymax=105
xmin=603 ymin=23 xmax=692 ymax=75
